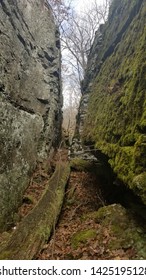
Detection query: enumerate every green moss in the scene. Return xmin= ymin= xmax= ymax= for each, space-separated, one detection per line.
xmin=0 ymin=251 xmax=12 ymax=260
xmin=71 ymin=229 xmax=97 ymax=249
xmin=81 ymin=1 xmax=146 ymax=204
xmin=81 ymin=211 xmax=102 ymax=222
xmin=65 ymin=186 xmax=77 ymax=206
xmin=70 ymin=158 xmax=95 ymax=172
xmin=140 ymin=103 xmax=146 ymax=132
xmin=92 ymin=204 xmax=146 ymax=259
xmin=132 ymin=173 xmax=146 ymax=204
xmin=121 ymin=133 xmax=136 ymax=146
xmin=109 ymin=221 xmax=146 ymax=259
xmin=0 ymin=163 xmax=70 ymax=259
xmin=93 ymin=204 xmax=128 ymax=226
xmin=109 ymin=225 xmax=145 ymax=254
xmin=133 ymin=135 xmax=146 ymax=171
xmin=38 ymin=226 xmax=51 ymax=241
xmin=114 ymin=147 xmax=134 ymax=181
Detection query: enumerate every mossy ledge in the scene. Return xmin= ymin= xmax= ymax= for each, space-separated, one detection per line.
xmin=0 ymin=162 xmax=70 ymax=260
xmin=70 ymin=158 xmax=99 ymax=172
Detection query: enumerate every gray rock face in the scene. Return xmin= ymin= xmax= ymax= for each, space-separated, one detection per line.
xmin=0 ymin=0 xmax=62 ymax=231
xmin=68 ymin=138 xmax=98 ymax=163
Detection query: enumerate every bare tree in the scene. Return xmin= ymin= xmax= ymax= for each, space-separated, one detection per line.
xmin=61 ymin=0 xmax=110 ymax=88
xmin=47 ymin=0 xmax=111 ymax=136
xmin=48 ymin=0 xmax=110 ymax=89
xmin=47 ymin=0 xmax=72 ymax=26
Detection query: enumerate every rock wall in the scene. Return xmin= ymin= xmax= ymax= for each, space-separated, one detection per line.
xmin=77 ymin=0 xmax=146 ymax=204
xmin=0 ymin=0 xmax=62 ymax=231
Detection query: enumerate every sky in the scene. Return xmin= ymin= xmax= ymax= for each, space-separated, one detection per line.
xmin=73 ymin=0 xmax=105 ymax=12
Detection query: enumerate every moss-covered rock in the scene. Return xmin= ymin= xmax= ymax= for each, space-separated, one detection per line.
xmin=78 ymin=0 xmax=146 ymax=204
xmin=70 ymin=158 xmax=96 ymax=172
xmin=132 ymin=173 xmax=146 ymax=204
xmin=83 ymin=204 xmax=146 ymax=259
xmin=71 ymin=229 xmax=97 ymax=249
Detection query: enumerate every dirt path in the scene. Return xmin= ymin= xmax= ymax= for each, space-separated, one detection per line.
xmin=36 ymin=170 xmax=138 ymax=260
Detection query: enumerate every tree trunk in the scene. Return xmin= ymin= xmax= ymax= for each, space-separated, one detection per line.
xmin=0 ymin=162 xmax=70 ymax=260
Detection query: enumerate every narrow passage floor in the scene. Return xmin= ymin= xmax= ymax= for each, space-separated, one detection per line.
xmin=37 ymin=169 xmax=142 ymax=260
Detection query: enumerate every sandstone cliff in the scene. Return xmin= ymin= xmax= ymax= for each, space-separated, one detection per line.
xmin=77 ymin=0 xmax=146 ymax=205
xmin=0 ymin=0 xmax=62 ymax=231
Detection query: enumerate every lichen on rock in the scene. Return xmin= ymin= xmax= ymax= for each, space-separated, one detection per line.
xmin=0 ymin=0 xmax=62 ymax=231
